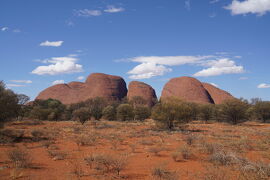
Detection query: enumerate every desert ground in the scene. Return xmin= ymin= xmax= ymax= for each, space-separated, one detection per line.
xmin=1 ymin=119 xmax=270 ymax=180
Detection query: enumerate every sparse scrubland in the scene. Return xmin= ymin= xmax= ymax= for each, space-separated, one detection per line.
xmin=1 ymin=81 xmax=270 ymax=179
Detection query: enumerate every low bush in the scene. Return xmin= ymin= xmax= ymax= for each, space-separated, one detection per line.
xmin=209 ymin=150 xmax=240 ymax=166
xmin=0 ymin=129 xmax=24 ymax=144
xmin=7 ymin=148 xmax=32 ymax=168
xmin=151 ymin=163 xmax=179 ymax=180
xmin=75 ymin=134 xmax=97 ymax=146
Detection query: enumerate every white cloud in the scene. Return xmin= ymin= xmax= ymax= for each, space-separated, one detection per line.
xmin=128 ymin=62 xmax=172 ymax=79
xmin=239 ymin=77 xmax=248 ymax=80
xmin=40 ymin=40 xmax=63 ymax=47
xmin=225 ymin=0 xmax=270 ymax=16
xmin=185 ymin=0 xmax=191 ymax=10
xmin=10 ymin=80 xmax=32 ymax=84
xmin=13 ymin=29 xmax=21 ymax=33
xmin=1 ymin=27 xmax=8 ymax=31
xmin=209 ymin=13 xmax=217 ymax=18
xmin=258 ymin=83 xmax=270 ymax=88
xmin=193 ymin=58 xmax=244 ymax=77
xmin=77 ymin=76 xmax=85 ymax=80
xmin=6 ymin=84 xmax=26 ymax=87
xmin=74 ymin=9 xmax=102 ymax=17
xmin=52 ymin=80 xmax=65 ymax=85
xmin=104 ymin=5 xmax=125 ymax=13
xmin=125 ymin=55 xmax=245 ymax=79
xmin=210 ymin=0 xmax=220 ymax=4
xmin=127 ymin=56 xmax=212 ymax=79
xmin=210 ymin=83 xmax=219 ymax=87
xmin=32 ymin=55 xmax=83 ymax=75
xmin=130 ymin=56 xmax=210 ymax=66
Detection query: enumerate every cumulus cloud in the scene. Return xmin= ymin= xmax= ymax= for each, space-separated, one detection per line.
xmin=32 ymin=55 xmax=83 ymax=75
xmin=127 ymin=56 xmax=212 ymax=79
xmin=74 ymin=9 xmax=102 ymax=17
xmin=13 ymin=29 xmax=21 ymax=33
xmin=1 ymin=27 xmax=8 ymax=31
xmin=52 ymin=80 xmax=65 ymax=85
xmin=125 ymin=55 xmax=244 ymax=79
xmin=257 ymin=83 xmax=270 ymax=88
xmin=193 ymin=58 xmax=244 ymax=77
xmin=104 ymin=5 xmax=125 ymax=13
xmin=239 ymin=77 xmax=248 ymax=80
xmin=10 ymin=80 xmax=32 ymax=84
xmin=210 ymin=83 xmax=219 ymax=87
xmin=210 ymin=0 xmax=220 ymax=4
xmin=128 ymin=63 xmax=172 ymax=79
xmin=185 ymin=0 xmax=191 ymax=10
xmin=6 ymin=84 xmax=26 ymax=87
xmin=40 ymin=40 xmax=63 ymax=47
xmin=77 ymin=76 xmax=85 ymax=80
xmin=225 ymin=0 xmax=270 ymax=15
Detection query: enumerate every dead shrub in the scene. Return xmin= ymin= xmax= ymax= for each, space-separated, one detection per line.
xmin=41 ymin=140 xmax=55 ymax=148
xmin=151 ymin=163 xmax=179 ymax=180
xmin=200 ymin=142 xmax=223 ymax=155
xmin=184 ymin=133 xmax=198 ymax=146
xmin=139 ymin=139 xmax=156 ymax=146
xmin=148 ymin=146 xmax=166 ymax=156
xmin=179 ymin=145 xmax=194 ymax=160
xmin=7 ymin=148 xmax=32 ymax=168
xmin=0 ymin=129 xmax=25 ymax=144
xmin=85 ymin=153 xmax=128 ymax=176
xmin=31 ymin=129 xmax=52 ymax=142
xmin=171 ymin=151 xmax=182 ymax=162
xmin=209 ymin=150 xmax=240 ymax=166
xmin=129 ymin=143 xmax=136 ymax=153
xmin=75 ymin=134 xmax=97 ymax=147
xmin=47 ymin=150 xmax=67 ymax=160
xmin=203 ymin=164 xmax=232 ymax=180
xmin=238 ymin=161 xmax=270 ymax=180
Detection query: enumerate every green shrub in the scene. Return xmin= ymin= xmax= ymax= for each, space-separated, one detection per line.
xmin=116 ymin=104 xmax=134 ymax=121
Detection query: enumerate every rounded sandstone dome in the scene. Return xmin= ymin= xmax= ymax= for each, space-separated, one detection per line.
xmin=35 ymin=73 xmax=128 ymax=104
xmin=127 ymin=81 xmax=157 ymax=107
xmin=202 ymin=83 xmax=234 ymax=104
xmin=36 ymin=84 xmax=72 ymax=104
xmin=85 ymin=73 xmax=127 ymax=101
xmin=161 ymin=76 xmax=214 ymax=104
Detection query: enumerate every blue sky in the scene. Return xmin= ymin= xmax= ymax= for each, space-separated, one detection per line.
xmin=1 ymin=0 xmax=270 ymax=101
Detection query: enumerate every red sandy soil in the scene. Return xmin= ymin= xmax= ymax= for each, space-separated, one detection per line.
xmin=1 ymin=120 xmax=270 ymax=180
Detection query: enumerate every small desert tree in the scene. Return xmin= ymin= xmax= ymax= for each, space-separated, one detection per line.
xmin=152 ymin=98 xmax=193 ymax=130
xmin=199 ymin=104 xmax=214 ymax=123
xmin=253 ymin=101 xmax=270 ymax=123
xmin=134 ymin=106 xmax=151 ymax=121
xmin=102 ymin=105 xmax=116 ymax=121
xmin=129 ymin=96 xmax=147 ymax=107
xmin=0 ymin=81 xmax=20 ymax=127
xmin=219 ymin=99 xmax=249 ymax=124
xmin=87 ymin=97 xmax=106 ymax=120
xmin=116 ymin=104 xmax=134 ymax=121
xmin=72 ymin=107 xmax=91 ymax=125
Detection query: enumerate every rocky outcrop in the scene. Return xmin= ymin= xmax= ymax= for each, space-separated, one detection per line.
xmin=36 ymin=73 xmax=127 ymax=104
xmin=202 ymin=83 xmax=234 ymax=104
xmin=127 ymin=81 xmax=157 ymax=107
xmin=161 ymin=77 xmax=214 ymax=104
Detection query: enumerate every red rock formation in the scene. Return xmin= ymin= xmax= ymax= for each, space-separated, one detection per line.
xmin=202 ymin=83 xmax=234 ymax=104
xmin=35 ymin=73 xmax=127 ymax=104
xmin=161 ymin=76 xmax=214 ymax=104
xmin=127 ymin=81 xmax=157 ymax=107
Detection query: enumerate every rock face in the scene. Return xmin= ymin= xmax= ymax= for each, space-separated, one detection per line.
xmin=127 ymin=81 xmax=157 ymax=107
xmin=161 ymin=76 xmax=235 ymax=104
xmin=161 ymin=77 xmax=214 ymax=104
xmin=36 ymin=73 xmax=127 ymax=104
xmin=202 ymin=83 xmax=234 ymax=104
